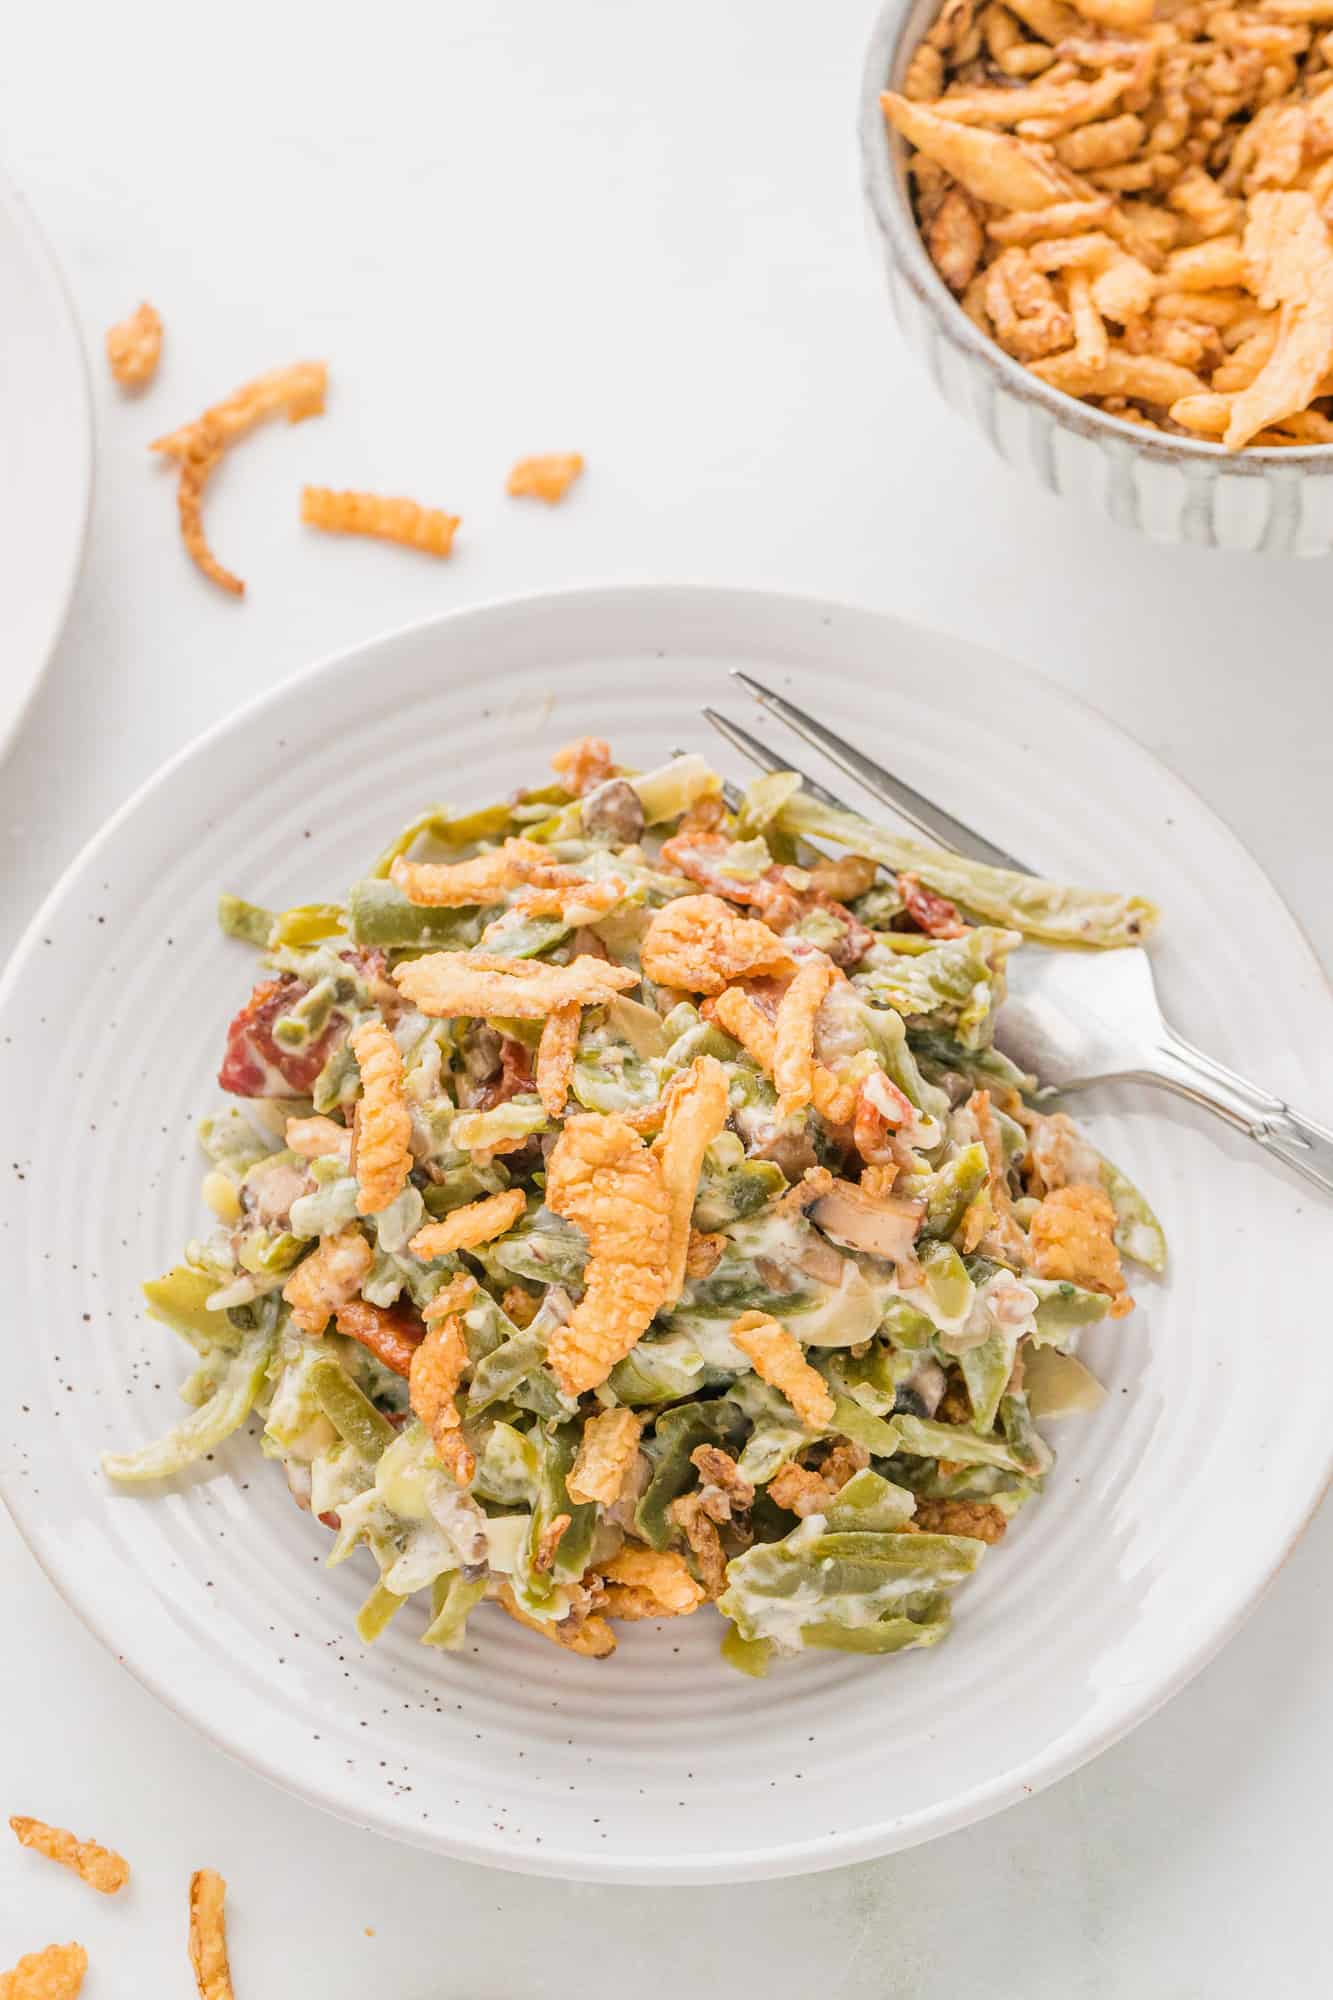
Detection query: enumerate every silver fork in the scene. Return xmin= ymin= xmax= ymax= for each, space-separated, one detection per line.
xmin=705 ymin=672 xmax=1333 ymax=1199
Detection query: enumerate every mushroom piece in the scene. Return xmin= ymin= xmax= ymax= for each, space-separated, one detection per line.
xmin=581 ymin=777 xmax=646 ymax=845
xmin=810 ymin=1181 xmax=925 ymax=1268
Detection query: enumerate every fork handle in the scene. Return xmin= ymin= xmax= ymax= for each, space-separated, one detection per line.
xmin=1140 ymin=1025 xmax=1333 ymax=1197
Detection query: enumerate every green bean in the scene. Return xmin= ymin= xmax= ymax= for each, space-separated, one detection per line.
xmin=776 ymin=792 xmax=1158 ymax=948
xmin=355 ymin=1580 xmax=408 ymax=1644
xmin=720 ymin=1626 xmax=773 ymax=1677
xmin=422 ymin=1572 xmax=487 ymax=1649
xmin=217 ymin=894 xmax=275 ymax=946
xmin=347 ymin=879 xmax=483 ymax=950
xmin=310 ymin=1357 xmax=396 ymax=1459
xmin=142 ymin=1266 xmax=243 ymax=1355
xmin=102 ymin=1330 xmax=273 ymax=1482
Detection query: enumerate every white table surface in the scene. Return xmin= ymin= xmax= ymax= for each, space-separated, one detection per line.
xmin=2 ymin=2 xmax=1330 ymax=1992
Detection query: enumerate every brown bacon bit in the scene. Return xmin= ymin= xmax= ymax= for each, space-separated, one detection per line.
xmin=333 ymin=1298 xmax=425 ymax=1378
xmin=217 ymin=975 xmax=343 ymax=1097
xmin=897 ymin=872 xmax=968 ymax=938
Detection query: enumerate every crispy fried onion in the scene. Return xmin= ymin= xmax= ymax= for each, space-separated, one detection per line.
xmin=1226 ymin=192 xmax=1333 ymax=448
xmin=567 ymin=1406 xmax=644 ymax=1506
xmin=1028 ymin=1182 xmax=1133 ymax=1316
xmin=350 ymin=1020 xmax=412 ymax=1215
xmin=600 ymin=1544 xmax=707 ymax=1619
xmin=508 ymin=453 xmax=586 ymax=503
xmin=8 ymin=1817 xmax=129 ymax=1895
xmin=284 ymin=1113 xmax=352 ymax=1164
xmin=393 ymin=949 xmax=636 ymax=1020
xmin=409 ymin=1187 xmax=526 ymax=1260
xmin=652 ymin=1055 xmax=730 ymax=1303
xmin=729 ymin=1310 xmax=836 ymax=1428
xmin=709 ymin=984 xmax=858 ymax=1126
xmin=188 ymin=1869 xmax=235 ymax=2000
xmin=639 ymin=893 xmax=794 ymax=995
xmin=773 ymin=956 xmax=838 ymax=1118
xmin=768 ymin=1439 xmax=870 ymax=1517
xmin=543 ymin=1113 xmax=671 ymax=1396
xmin=389 ymin=837 xmax=581 ymax=909
xmin=281 ymin=1227 xmax=372 ymax=1334
xmin=0 ymin=1943 xmax=88 ymax=2000
xmin=492 ymin=1578 xmax=617 ymax=1656
xmin=105 ymin=301 xmax=162 ymax=387
xmin=151 ymin=361 xmax=327 ymax=598
xmin=409 ymin=1273 xmax=478 ymax=1483
xmin=301 ymin=486 xmax=460 ymax=557
xmin=535 ymin=1002 xmax=582 ymax=1117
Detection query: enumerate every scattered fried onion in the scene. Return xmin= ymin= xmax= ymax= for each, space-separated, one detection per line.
xmin=105 ymin=301 xmax=162 ymax=388
xmin=188 ymin=1870 xmax=234 ymax=2000
xmin=709 ymin=984 xmax=858 ymax=1126
xmin=350 ymin=1020 xmax=412 ymax=1215
xmin=301 ymin=486 xmax=460 ymax=557
xmin=729 ymin=1310 xmax=836 ymax=1428
xmin=1028 ymin=1182 xmax=1133 ymax=1315
xmin=535 ymin=1002 xmax=583 ymax=1117
xmin=393 ymin=950 xmax=637 ymax=1021
xmin=284 ymin=1113 xmax=352 ymax=1164
xmin=390 ymin=837 xmax=579 ymax=909
xmin=653 ymin=1055 xmax=730 ymax=1303
xmin=912 ymin=1497 xmax=1008 ymax=1542
xmin=640 ymin=893 xmax=794 ymax=995
xmin=492 ymin=1580 xmax=617 ymax=1656
xmin=409 ymin=1187 xmax=526 ymax=1260
xmin=151 ymin=361 xmax=326 ymax=596
xmin=684 ymin=1226 xmax=727 ymax=1279
xmin=410 ymin=1274 xmax=477 ymax=1482
xmin=567 ymin=1406 xmax=644 ymax=1506
xmin=773 ymin=957 xmax=838 ymax=1117
xmin=600 ymin=1544 xmax=707 ymax=1618
xmin=0 ymin=1944 xmax=87 ymax=2000
xmin=8 ymin=1818 xmax=128 ymax=1895
xmin=281 ymin=1227 xmax=373 ymax=1334
xmin=666 ymin=1491 xmax=728 ymax=1596
xmin=507 ymin=453 xmax=585 ymax=502
xmin=543 ymin=1113 xmax=671 ymax=1396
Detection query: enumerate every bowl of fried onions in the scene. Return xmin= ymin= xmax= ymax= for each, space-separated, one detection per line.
xmin=860 ymin=0 xmax=1333 ymax=552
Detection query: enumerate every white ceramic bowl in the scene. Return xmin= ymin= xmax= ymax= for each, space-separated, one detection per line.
xmin=2 ymin=586 xmax=1331 ymax=1882
xmin=859 ymin=0 xmax=1333 ymax=555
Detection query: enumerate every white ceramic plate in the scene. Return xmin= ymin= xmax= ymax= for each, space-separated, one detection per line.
xmin=2 ymin=587 xmax=1330 ymax=1884
xmin=0 ymin=171 xmax=92 ymax=760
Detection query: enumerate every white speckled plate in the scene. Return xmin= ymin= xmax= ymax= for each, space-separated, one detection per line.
xmin=0 ymin=168 xmax=92 ymax=761
xmin=2 ymin=587 xmax=1330 ymax=1883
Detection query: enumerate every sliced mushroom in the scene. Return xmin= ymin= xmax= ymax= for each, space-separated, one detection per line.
xmin=581 ymin=778 xmax=646 ymax=844
xmin=811 ymin=1180 xmax=925 ymax=1269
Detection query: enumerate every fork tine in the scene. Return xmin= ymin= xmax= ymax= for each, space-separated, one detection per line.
xmin=701 ymin=708 xmax=849 ymax=812
xmin=729 ymin=669 xmax=1029 ymax=874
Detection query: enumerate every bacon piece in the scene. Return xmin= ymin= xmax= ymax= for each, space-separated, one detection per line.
xmin=897 ymin=872 xmax=968 ymax=938
xmin=333 ymin=1298 xmax=424 ymax=1377
xmin=217 ymin=976 xmax=342 ymax=1097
